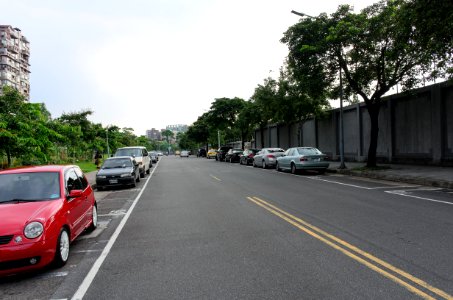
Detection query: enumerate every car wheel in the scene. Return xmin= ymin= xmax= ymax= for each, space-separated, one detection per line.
xmin=54 ymin=228 xmax=70 ymax=267
xmin=229 ymin=158 xmax=233 ymax=163
xmin=262 ymin=160 xmax=267 ymax=169
xmin=136 ymin=173 xmax=140 ymax=182
xmin=253 ymin=160 xmax=257 ymax=167
xmin=276 ymin=162 xmax=281 ymax=172
xmin=146 ymin=166 xmax=151 ymax=174
xmin=318 ymin=169 xmax=326 ymax=175
xmin=97 ymin=185 xmax=104 ymax=191
xmin=87 ymin=204 xmax=98 ymax=232
xmin=291 ymin=163 xmax=298 ymax=175
xmin=140 ymin=169 xmax=145 ymax=178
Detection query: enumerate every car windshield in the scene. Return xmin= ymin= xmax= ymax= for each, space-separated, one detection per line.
xmin=102 ymin=159 xmax=133 ymax=169
xmin=115 ymin=148 xmax=142 ymax=157
xmin=297 ymin=148 xmax=322 ymax=155
xmin=0 ymin=172 xmax=61 ymax=202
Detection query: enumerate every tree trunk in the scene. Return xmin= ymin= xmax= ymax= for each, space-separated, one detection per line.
xmin=260 ymin=125 xmax=265 ymax=149
xmin=366 ymin=103 xmax=380 ymax=168
xmin=6 ymin=146 xmax=11 ymax=168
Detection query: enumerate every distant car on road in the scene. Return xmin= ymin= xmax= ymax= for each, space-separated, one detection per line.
xmin=225 ymin=148 xmax=243 ymax=163
xmin=276 ymin=147 xmax=329 ymax=174
xmin=253 ymin=148 xmax=285 ymax=169
xmin=180 ymin=150 xmax=190 ymax=157
xmin=96 ymin=156 xmax=140 ymax=190
xmin=197 ymin=148 xmax=207 ymax=157
xmin=207 ymin=149 xmax=217 ymax=159
xmin=216 ymin=146 xmax=232 ymax=161
xmin=148 ymin=151 xmax=158 ymax=163
xmin=0 ymin=165 xmax=97 ymax=276
xmin=114 ymin=146 xmax=151 ymax=178
xmin=240 ymin=148 xmax=259 ymax=165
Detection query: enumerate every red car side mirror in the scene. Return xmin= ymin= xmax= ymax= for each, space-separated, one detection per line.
xmin=68 ymin=189 xmax=83 ymax=198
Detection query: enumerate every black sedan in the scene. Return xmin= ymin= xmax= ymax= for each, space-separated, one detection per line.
xmin=239 ymin=148 xmax=259 ymax=165
xmin=96 ymin=156 xmax=140 ymax=190
xmin=225 ymin=148 xmax=243 ymax=163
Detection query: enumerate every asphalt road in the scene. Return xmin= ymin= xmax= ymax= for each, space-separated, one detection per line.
xmin=1 ymin=156 xmax=452 ymax=299
xmin=84 ymin=156 xmax=453 ymax=299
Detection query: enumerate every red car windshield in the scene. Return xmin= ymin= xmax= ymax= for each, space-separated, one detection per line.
xmin=0 ymin=172 xmax=61 ymax=202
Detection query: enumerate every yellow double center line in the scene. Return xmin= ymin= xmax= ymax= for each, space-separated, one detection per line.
xmin=247 ymin=196 xmax=452 ymax=300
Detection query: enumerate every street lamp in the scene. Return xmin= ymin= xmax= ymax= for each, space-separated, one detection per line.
xmin=291 ymin=10 xmax=346 ymax=169
xmin=106 ymin=126 xmax=110 ymax=157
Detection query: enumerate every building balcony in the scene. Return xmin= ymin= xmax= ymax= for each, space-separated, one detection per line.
xmin=9 ymin=29 xmax=19 ymax=39
xmin=6 ymin=45 xmax=19 ymax=54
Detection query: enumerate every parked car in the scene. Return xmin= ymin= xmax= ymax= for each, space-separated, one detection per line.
xmin=180 ymin=150 xmax=190 ymax=157
xmin=207 ymin=149 xmax=217 ymax=159
xmin=276 ymin=147 xmax=330 ymax=174
xmin=157 ymin=151 xmax=164 ymax=156
xmin=225 ymin=148 xmax=243 ymax=163
xmin=0 ymin=165 xmax=97 ymax=276
xmin=197 ymin=148 xmax=207 ymax=158
xmin=253 ymin=148 xmax=285 ymax=169
xmin=240 ymin=148 xmax=260 ymax=165
xmin=114 ymin=146 xmax=151 ymax=178
xmin=148 ymin=151 xmax=158 ymax=163
xmin=216 ymin=146 xmax=232 ymax=161
xmin=96 ymin=156 xmax=140 ymax=190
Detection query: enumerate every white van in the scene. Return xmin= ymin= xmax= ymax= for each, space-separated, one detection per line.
xmin=114 ymin=146 xmax=151 ymax=178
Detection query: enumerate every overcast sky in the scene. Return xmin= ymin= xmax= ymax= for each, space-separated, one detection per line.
xmin=2 ymin=0 xmax=376 ymax=135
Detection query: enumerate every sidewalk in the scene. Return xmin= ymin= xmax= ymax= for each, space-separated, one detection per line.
xmin=85 ymin=162 xmax=453 ymax=190
xmin=327 ymin=161 xmax=453 ymax=189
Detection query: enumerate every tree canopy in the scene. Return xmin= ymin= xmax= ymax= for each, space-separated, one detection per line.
xmin=282 ymin=0 xmax=452 ymax=166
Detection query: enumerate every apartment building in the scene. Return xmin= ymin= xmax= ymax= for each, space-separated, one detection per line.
xmin=0 ymin=25 xmax=30 ymax=100
xmin=146 ymin=128 xmax=162 ymax=141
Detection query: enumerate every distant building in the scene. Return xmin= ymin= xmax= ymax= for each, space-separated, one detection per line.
xmin=166 ymin=124 xmax=188 ymax=133
xmin=0 ymin=25 xmax=30 ymax=100
xmin=146 ymin=128 xmax=161 ymax=141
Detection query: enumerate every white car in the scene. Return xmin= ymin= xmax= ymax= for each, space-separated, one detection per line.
xmin=115 ymin=146 xmax=151 ymax=178
xmin=180 ymin=150 xmax=190 ymax=157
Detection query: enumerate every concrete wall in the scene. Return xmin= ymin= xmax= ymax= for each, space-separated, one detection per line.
xmin=253 ymin=81 xmax=453 ymax=166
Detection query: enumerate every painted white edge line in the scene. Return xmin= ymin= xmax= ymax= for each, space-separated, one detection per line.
xmin=71 ymin=160 xmax=159 ymax=300
xmin=385 ymin=189 xmax=453 ymax=205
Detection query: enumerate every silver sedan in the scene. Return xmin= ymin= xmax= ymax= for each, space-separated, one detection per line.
xmin=276 ymin=147 xmax=329 ymax=174
xmin=252 ymin=148 xmax=285 ymax=169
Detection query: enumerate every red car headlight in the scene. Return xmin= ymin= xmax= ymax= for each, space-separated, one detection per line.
xmin=24 ymin=221 xmax=44 ymax=239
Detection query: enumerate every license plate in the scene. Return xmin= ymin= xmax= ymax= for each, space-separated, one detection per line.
xmin=109 ymin=179 xmax=118 ymax=184
xmin=314 ymin=158 xmax=320 ymax=162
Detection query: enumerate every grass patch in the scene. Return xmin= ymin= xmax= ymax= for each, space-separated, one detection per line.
xmin=76 ymin=160 xmax=100 ymax=173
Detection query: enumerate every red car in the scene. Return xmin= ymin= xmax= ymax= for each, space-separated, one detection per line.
xmin=0 ymin=165 xmax=97 ymax=276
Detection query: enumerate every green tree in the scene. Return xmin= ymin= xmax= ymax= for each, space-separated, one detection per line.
xmin=250 ymin=78 xmax=279 ymax=148
xmin=282 ymin=1 xmax=452 ymax=167
xmin=161 ymin=129 xmax=174 ymax=144
xmin=0 ymin=87 xmax=62 ymax=166
xmin=208 ymin=97 xmax=246 ymax=144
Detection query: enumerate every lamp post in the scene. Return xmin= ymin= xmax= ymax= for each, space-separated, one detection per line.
xmin=106 ymin=126 xmax=110 ymax=157
xmin=291 ymin=10 xmax=346 ymax=169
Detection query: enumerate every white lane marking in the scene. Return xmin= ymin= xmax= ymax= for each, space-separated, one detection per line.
xmin=209 ymin=174 xmax=221 ymax=181
xmin=97 ymin=209 xmax=127 ymax=217
xmin=306 ymin=177 xmax=415 ymax=190
xmin=37 ymin=271 xmax=69 ymax=279
xmin=71 ymin=160 xmax=159 ymax=300
xmin=72 ymin=250 xmax=102 ymax=254
xmin=385 ymin=189 xmax=453 ymax=205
